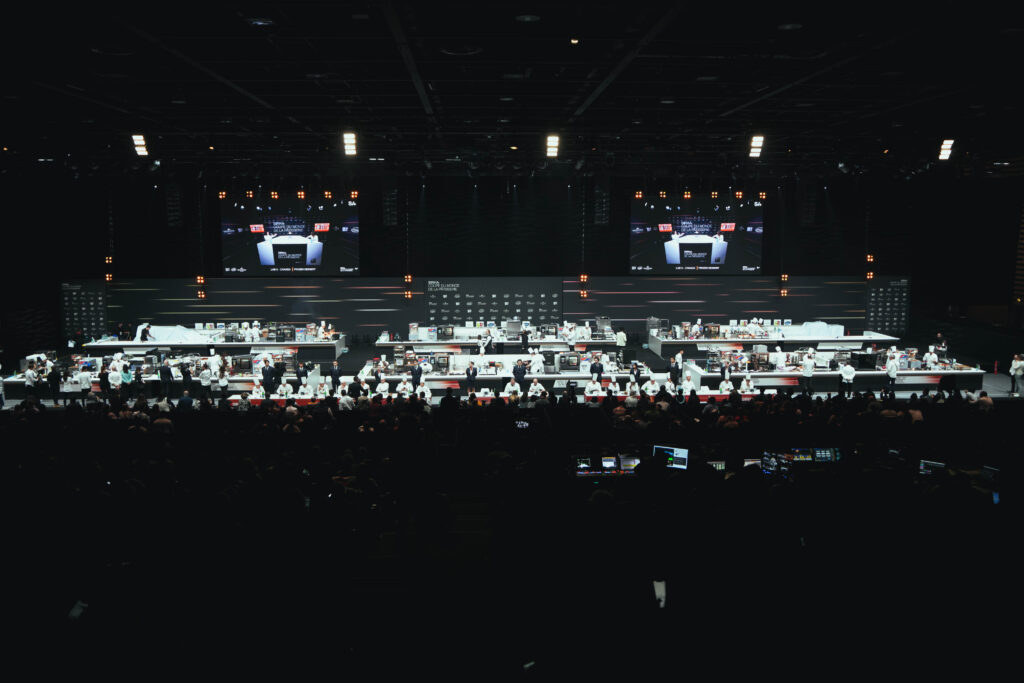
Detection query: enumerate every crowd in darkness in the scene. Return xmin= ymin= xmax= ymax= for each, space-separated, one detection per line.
xmin=5 ymin=388 xmax=1013 ymax=673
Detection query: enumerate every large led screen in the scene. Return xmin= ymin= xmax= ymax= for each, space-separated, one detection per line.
xmin=629 ymin=193 xmax=763 ymax=274
xmin=220 ymin=194 xmax=358 ymax=275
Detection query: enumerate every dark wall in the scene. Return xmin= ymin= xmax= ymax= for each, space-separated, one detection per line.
xmin=1 ymin=160 xmax=1020 ymax=363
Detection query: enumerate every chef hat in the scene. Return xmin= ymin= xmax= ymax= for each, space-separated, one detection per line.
xmin=302 ymin=377 xmax=308 ymax=384
xmin=528 ymin=348 xmax=534 ymax=354
xmin=929 ymin=345 xmax=935 ymax=352
xmin=254 ymin=378 xmax=260 ymax=385
xmin=775 ymin=346 xmax=782 ymax=352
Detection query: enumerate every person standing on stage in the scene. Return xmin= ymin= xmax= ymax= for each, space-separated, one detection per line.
xmin=840 ymin=361 xmax=856 ymax=397
xmin=739 ymin=375 xmax=755 ymax=393
xmin=520 ymin=327 xmax=531 ymax=353
xmin=935 ymin=333 xmax=948 ymax=359
xmin=330 ymin=360 xmax=342 ymax=393
xmin=466 ymin=361 xmax=478 ymax=393
xmin=529 ymin=348 xmax=546 ymax=375
xmin=1011 ymin=354 xmax=1024 ymax=396
xmin=800 ymin=352 xmax=815 ymax=396
xmin=512 ymin=359 xmax=528 ymax=389
xmin=629 ymin=361 xmax=643 ymax=386
xmin=667 ymin=358 xmax=682 ymax=385
xmin=679 ymin=372 xmax=697 ymax=396
xmin=885 ymin=353 xmax=900 ymax=394
xmin=477 ymin=335 xmax=488 ymax=357
xmin=216 ymin=367 xmax=229 ymax=398
xmin=411 ymin=361 xmax=423 ymax=388
xmin=923 ymin=346 xmax=939 ymax=370
xmin=107 ymin=360 xmax=123 ymax=401
xmin=642 ymin=376 xmax=660 ymax=396
xmin=77 ymin=364 xmax=93 ymax=402
xmin=589 ymin=355 xmax=604 ymax=382
xmin=615 ymin=328 xmax=627 ymax=348
xmin=140 ymin=324 xmax=154 ymax=342
xmin=180 ymin=362 xmax=192 ymax=395
xmin=528 ymin=378 xmax=545 ymax=398
xmin=198 ymin=362 xmax=212 ymax=400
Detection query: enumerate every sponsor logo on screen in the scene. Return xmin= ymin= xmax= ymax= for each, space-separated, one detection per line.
xmin=249 ymin=224 xmax=265 ymax=233
xmin=658 ymin=223 xmax=673 ymax=232
xmin=719 ymin=223 xmax=736 ymax=232
xmin=314 ymin=223 xmax=330 ymax=232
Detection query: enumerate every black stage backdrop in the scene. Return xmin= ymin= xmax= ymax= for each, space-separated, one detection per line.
xmin=562 ymin=276 xmax=871 ymax=332
xmin=106 ymin=275 xmax=887 ymax=338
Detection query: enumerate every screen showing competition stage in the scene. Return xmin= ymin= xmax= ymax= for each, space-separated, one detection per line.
xmin=629 ymin=194 xmax=763 ymax=274
xmin=220 ymin=195 xmax=359 ymax=275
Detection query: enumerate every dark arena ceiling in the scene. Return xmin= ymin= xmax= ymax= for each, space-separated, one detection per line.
xmin=4 ymin=2 xmax=1023 ymax=180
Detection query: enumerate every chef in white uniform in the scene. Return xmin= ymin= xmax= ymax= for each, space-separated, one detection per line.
xmin=395 ymin=377 xmax=414 ymax=397
xmin=503 ymin=378 xmax=522 ymax=396
xmin=529 ymin=349 xmax=546 ymax=375
xmin=662 ymin=377 xmax=677 ymax=396
xmin=923 ymin=346 xmax=939 ymax=370
xmin=585 ymin=378 xmax=604 ymax=397
xmin=679 ymin=372 xmax=698 ymax=396
xmin=626 ymin=380 xmax=641 ymax=396
xmin=773 ymin=346 xmax=787 ymax=372
xmin=719 ymin=377 xmax=735 ymax=394
xmin=641 ymin=377 xmax=660 ymax=395
xmin=527 ymin=378 xmax=545 ymax=397
xmin=375 ymin=378 xmax=390 ymax=396
xmin=250 ymin=379 xmax=265 ymax=399
xmin=297 ymin=378 xmax=314 ymax=397
xmin=416 ymin=381 xmax=432 ymax=401
xmin=840 ymin=361 xmax=856 ymax=397
xmin=739 ymin=375 xmax=756 ymax=393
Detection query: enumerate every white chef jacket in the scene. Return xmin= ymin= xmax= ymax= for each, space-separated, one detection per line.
xmin=801 ymin=357 xmax=814 ymax=377
xmin=375 ymin=381 xmax=390 ymax=395
xmin=1012 ymin=359 xmax=1024 ymax=377
xmin=616 ymin=331 xmax=627 ymax=347
xmin=923 ymin=352 xmax=938 ymax=369
xmin=278 ymin=383 xmax=294 ymax=397
xmin=251 ymin=385 xmax=265 ymax=398
xmin=108 ymin=369 xmax=122 ymax=387
xmin=642 ymin=380 xmax=660 ymax=394
xmin=585 ymin=381 xmax=603 ymax=396
xmin=316 ymin=384 xmax=331 ymax=398
xmin=740 ymin=379 xmax=755 ymax=393
xmin=841 ymin=365 xmax=856 ymax=383
xmin=76 ymin=370 xmax=93 ymax=390
xmin=719 ymin=380 xmax=734 ymax=393
xmin=199 ymin=369 xmax=212 ymax=387
xmin=297 ymin=384 xmax=314 ymax=397
xmin=680 ymin=379 xmax=697 ymax=395
xmin=626 ymin=382 xmax=641 ymax=396
xmin=24 ymin=368 xmax=39 ymax=386
xmin=528 ymin=381 xmax=545 ymax=397
xmin=416 ymin=384 xmax=431 ymax=400
xmin=396 ymin=381 xmax=414 ymax=396
xmin=662 ymin=381 xmax=677 ymax=396
xmin=886 ymin=358 xmax=900 ymax=378
xmin=530 ymin=354 xmax=546 ymax=372
xmin=504 ymin=381 xmax=521 ymax=395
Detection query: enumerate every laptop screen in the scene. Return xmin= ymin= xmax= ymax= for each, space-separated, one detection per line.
xmin=654 ymin=445 xmax=688 ymax=470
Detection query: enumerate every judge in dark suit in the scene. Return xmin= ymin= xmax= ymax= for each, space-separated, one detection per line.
xmin=411 ymin=362 xmax=423 ymax=388
xmin=667 ymin=359 xmax=682 ymax=385
xmin=512 ymin=359 xmax=527 ymax=387
xmin=329 ymin=361 xmax=343 ymax=392
xmin=520 ymin=329 xmax=530 ymax=352
xmin=273 ymin=362 xmax=286 ymax=395
xmin=629 ymin=362 xmax=643 ymax=386
xmin=465 ymin=361 xmax=478 ymax=393
xmin=296 ymin=362 xmax=309 ymax=387
xmin=589 ymin=357 xmax=604 ymax=381
xmin=261 ymin=364 xmax=277 ymax=395
xmin=348 ymin=376 xmax=364 ymax=398
xmin=159 ymin=360 xmax=174 ymax=397
xmin=180 ymin=363 xmax=192 ymax=394
xmin=177 ymin=390 xmax=194 ymax=410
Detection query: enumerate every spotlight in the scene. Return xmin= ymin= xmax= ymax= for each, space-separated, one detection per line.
xmin=270 ymin=191 xmax=279 ymax=200
xmin=635 ymin=191 xmax=643 ymax=199
xmin=570 ymin=38 xmax=579 ymax=45
xmin=735 ymin=191 xmax=743 ymax=199
xmin=343 ymin=131 xmax=357 ymax=156
xmin=196 ymin=275 xmax=206 ymax=285
xmin=218 ymin=191 xmax=227 ymax=199
xmin=759 ymin=191 xmax=767 ymax=199
xmin=546 ymin=134 xmax=560 ymax=158
xmin=197 ymin=289 xmax=207 ymax=299
xmin=579 ymin=273 xmax=588 ymax=284
xmin=324 ymin=190 xmax=332 ymax=199
xmin=403 ymin=289 xmax=413 ymax=300
xmin=749 ymin=135 xmax=764 ymax=158
xmin=938 ymin=139 xmax=954 ymax=160
xmin=104 ymin=256 xmax=113 ymax=265
xmin=297 ymin=190 xmax=306 ymax=199
xmin=780 ymin=274 xmax=789 ymax=282
xmin=658 ymin=190 xmax=666 ymax=198
xmin=711 ymin=191 xmax=718 ymax=199
xmin=350 ymin=190 xmax=359 ymax=199
xmin=404 ymin=274 xmax=413 ymax=283
xmin=245 ymin=190 xmax=254 ymax=199
xmin=866 ymin=254 xmax=875 ymax=263
xmin=105 ymin=273 xmax=113 ymax=282
xmin=683 ymin=191 xmax=691 ymax=199
xmin=866 ymin=272 xmax=875 ymax=280
xmin=779 ymin=288 xmax=788 ymax=297
xmin=579 ymin=289 xmax=589 ymax=299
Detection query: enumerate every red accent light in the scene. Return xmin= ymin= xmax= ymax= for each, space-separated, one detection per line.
xmin=719 ymin=223 xmax=736 ymax=232
xmin=314 ymin=223 xmax=330 ymax=232
xmin=658 ymin=223 xmax=673 ymax=232
xmin=249 ymin=224 xmax=265 ymax=233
